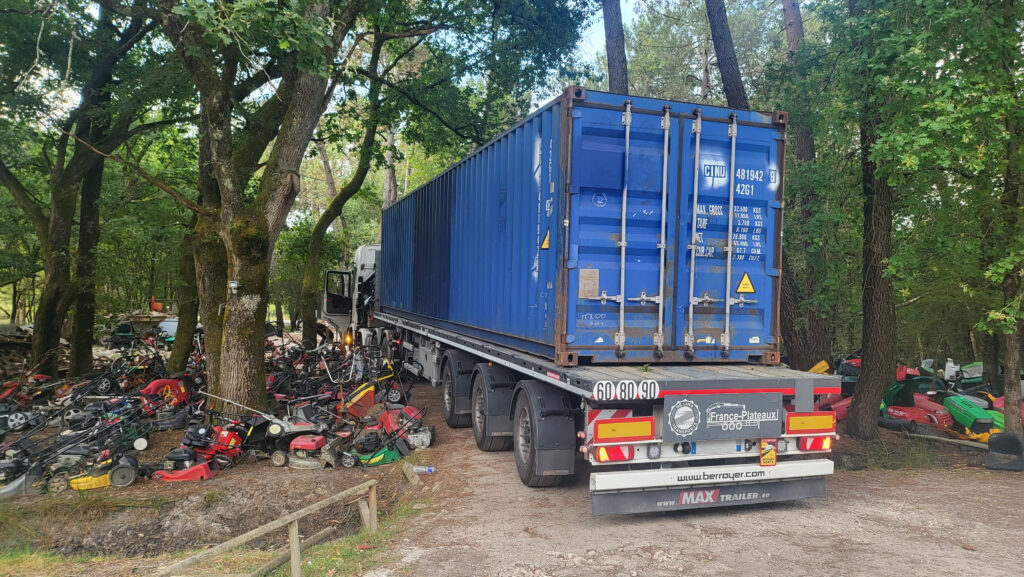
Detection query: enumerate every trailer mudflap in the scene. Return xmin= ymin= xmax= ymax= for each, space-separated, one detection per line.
xmin=591 ymin=477 xmax=826 ymax=516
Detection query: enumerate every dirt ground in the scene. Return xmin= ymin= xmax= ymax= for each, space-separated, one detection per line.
xmin=368 ymin=385 xmax=1023 ymax=577
xmin=3 ymin=379 xmax=1022 ymax=577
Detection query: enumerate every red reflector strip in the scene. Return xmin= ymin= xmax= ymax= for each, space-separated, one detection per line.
xmin=799 ymin=436 xmax=833 ymax=451
xmin=786 ymin=411 xmax=837 ymax=434
xmin=594 ymin=445 xmax=635 ymax=462
xmin=593 ymin=417 xmax=656 ymax=443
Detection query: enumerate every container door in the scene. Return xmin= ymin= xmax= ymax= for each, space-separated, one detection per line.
xmin=565 ymin=103 xmax=682 ymax=362
xmin=676 ymin=116 xmax=781 ymax=362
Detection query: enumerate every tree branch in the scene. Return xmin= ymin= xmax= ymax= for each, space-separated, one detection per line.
xmin=359 ymin=68 xmax=481 ymax=145
xmin=120 ymin=114 xmax=200 ymax=140
xmin=66 ymin=131 xmax=211 ymax=216
xmin=0 ymin=157 xmax=49 ymax=239
xmin=380 ymin=26 xmax=441 ymax=39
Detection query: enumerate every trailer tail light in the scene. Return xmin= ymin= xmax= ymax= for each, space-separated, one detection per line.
xmin=593 ymin=417 xmax=656 ymax=444
xmin=594 ymin=445 xmax=634 ymax=463
xmin=786 ymin=411 xmax=836 ymax=435
xmin=799 ymin=436 xmax=833 ymax=452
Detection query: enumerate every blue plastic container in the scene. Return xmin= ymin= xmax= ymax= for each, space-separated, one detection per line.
xmin=380 ymin=87 xmax=786 ymax=366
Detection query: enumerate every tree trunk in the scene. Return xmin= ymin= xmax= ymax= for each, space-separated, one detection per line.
xmin=218 ymin=209 xmax=271 ymax=411
xmin=383 ymin=127 xmax=398 ymax=209
xmin=602 ymin=0 xmax=629 ymax=93
xmin=981 ymin=323 xmax=1001 ymax=387
xmin=1003 ymin=315 xmax=1023 ymax=436
xmin=775 ymin=0 xmax=830 ymax=370
xmin=704 ymin=0 xmax=749 ymax=109
xmin=168 ymin=231 xmax=198 ymax=373
xmin=275 ymin=300 xmax=285 ymax=331
xmin=780 ymin=257 xmax=832 ymax=370
xmin=69 ymin=154 xmax=104 ymax=376
xmin=31 ymin=183 xmax=77 ymax=376
xmin=289 ymin=298 xmax=300 ymax=331
xmin=847 ymin=115 xmax=897 ymax=440
xmin=999 ymin=88 xmax=1022 ymax=435
xmin=781 ymin=0 xmax=806 ymax=63
xmin=10 ymin=280 xmax=18 ymax=324
xmin=188 ymin=122 xmax=228 ymax=393
xmin=193 ymin=214 xmax=227 ymax=393
xmin=700 ymin=39 xmax=711 ymax=102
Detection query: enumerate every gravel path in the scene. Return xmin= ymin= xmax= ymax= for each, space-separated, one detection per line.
xmin=374 ymin=386 xmax=1022 ymax=577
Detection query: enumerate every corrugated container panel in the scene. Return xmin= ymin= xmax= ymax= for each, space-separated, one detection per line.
xmin=380 ymin=88 xmax=784 ymax=365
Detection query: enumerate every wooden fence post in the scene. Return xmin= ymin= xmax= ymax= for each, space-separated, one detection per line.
xmin=289 ymin=520 xmax=301 ymax=577
xmin=369 ymin=483 xmax=378 ymax=534
xmin=157 ymin=479 xmax=376 ymax=577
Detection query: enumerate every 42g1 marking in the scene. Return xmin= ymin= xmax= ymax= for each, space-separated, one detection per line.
xmin=592 ymin=379 xmax=661 ymax=401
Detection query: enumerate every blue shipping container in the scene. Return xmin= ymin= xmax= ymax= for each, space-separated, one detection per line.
xmin=380 ymin=87 xmax=787 ymax=366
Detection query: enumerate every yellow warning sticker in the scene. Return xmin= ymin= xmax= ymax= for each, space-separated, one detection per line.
xmin=541 ymin=229 xmax=550 ymax=249
xmin=736 ymin=273 xmax=755 ymax=293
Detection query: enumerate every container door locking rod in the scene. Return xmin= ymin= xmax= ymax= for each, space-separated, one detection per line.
xmin=685 ymin=111 xmax=705 ymax=351
xmin=614 ymin=101 xmax=632 ymax=355
xmin=626 ymin=106 xmax=671 ymax=356
xmin=722 ymin=114 xmax=739 ymax=355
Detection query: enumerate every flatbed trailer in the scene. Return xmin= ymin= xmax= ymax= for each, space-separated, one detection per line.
xmin=374 ymin=309 xmax=838 ymax=515
xmin=325 ymin=87 xmax=840 ymax=515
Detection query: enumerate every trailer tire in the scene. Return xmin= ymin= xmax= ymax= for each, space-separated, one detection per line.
xmin=441 ymin=358 xmax=471 ymax=428
xmin=472 ymin=374 xmax=512 ymax=451
xmin=512 ymin=392 xmax=564 ymax=487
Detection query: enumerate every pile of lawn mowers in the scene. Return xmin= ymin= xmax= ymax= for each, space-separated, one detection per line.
xmin=0 ymin=334 xmax=434 ymax=499
xmin=815 ymin=352 xmax=1023 ymax=443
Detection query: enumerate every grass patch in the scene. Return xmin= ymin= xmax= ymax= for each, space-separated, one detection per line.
xmin=0 ymin=493 xmax=171 ymax=553
xmin=0 ymin=503 xmax=37 ymax=552
xmin=863 ymin=437 xmax=937 ymax=470
xmin=201 ymin=489 xmax=224 ymax=509
xmin=266 ymin=500 xmax=425 ymax=577
xmin=0 ymin=547 xmax=107 ymax=577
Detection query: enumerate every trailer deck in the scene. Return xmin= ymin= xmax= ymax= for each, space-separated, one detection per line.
xmin=376 ymin=310 xmax=839 ymax=410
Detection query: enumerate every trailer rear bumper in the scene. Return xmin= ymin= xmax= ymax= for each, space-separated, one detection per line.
xmin=591 ymin=477 xmax=826 ymax=515
xmin=590 ymin=459 xmax=832 ymax=515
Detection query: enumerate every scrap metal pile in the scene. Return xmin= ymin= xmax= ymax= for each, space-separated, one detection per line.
xmin=0 ymin=328 xmax=433 ymax=498
xmin=814 ymin=353 xmax=1023 ymax=443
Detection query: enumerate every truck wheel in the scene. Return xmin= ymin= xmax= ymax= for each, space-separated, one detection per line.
xmin=472 ymin=376 xmax=511 ymax=451
xmin=442 ymin=360 xmax=471 ymax=428
xmin=512 ymin=393 xmax=563 ymax=487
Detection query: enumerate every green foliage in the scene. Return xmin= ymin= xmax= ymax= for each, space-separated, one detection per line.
xmin=624 ymin=0 xmax=786 ymax=104
xmin=270 ymin=214 xmax=347 ymax=311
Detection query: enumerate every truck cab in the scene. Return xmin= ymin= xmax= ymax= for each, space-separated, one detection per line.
xmin=322 ymin=244 xmax=381 ymax=345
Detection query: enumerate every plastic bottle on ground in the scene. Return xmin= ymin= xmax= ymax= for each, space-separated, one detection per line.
xmin=411 ymin=466 xmax=435 ymax=474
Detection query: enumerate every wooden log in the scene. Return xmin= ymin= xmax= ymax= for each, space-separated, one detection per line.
xmin=401 ymin=461 xmax=420 ymax=485
xmin=157 ymin=479 xmax=376 ymax=576
xmin=289 ymin=520 xmax=301 ymax=577
xmin=907 ymin=433 xmax=988 ymax=450
xmin=248 ymin=527 xmax=337 ymax=577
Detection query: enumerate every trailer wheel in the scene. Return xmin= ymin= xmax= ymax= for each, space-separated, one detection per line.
xmin=442 ymin=360 xmax=471 ymax=428
xmin=472 ymin=375 xmax=511 ymax=451
xmin=512 ymin=393 xmax=563 ymax=487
